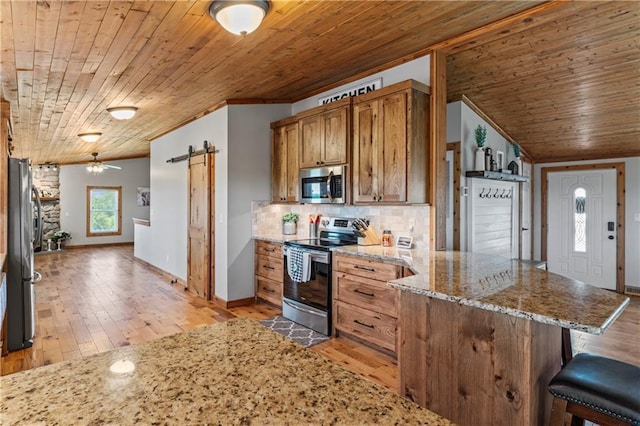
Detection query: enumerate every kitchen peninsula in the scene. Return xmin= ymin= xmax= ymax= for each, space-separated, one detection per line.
xmin=332 ymin=245 xmax=630 ymax=426
xmin=1 ymin=318 xmax=450 ymax=424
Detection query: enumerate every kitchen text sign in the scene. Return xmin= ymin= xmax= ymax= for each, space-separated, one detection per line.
xmin=318 ymin=78 xmax=382 ymax=105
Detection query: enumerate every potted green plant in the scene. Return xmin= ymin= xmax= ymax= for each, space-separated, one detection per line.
xmin=51 ymin=230 xmax=72 ymax=250
xmin=474 ymin=125 xmax=487 ymax=171
xmin=282 ymin=212 xmax=300 ymax=235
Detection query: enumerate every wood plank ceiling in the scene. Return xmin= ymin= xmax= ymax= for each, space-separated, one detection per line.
xmin=447 ymin=1 xmax=640 ymax=163
xmin=1 ymin=1 xmax=637 ymax=165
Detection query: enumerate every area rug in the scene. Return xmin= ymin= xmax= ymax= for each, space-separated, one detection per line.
xmin=258 ymin=316 xmax=330 ymax=348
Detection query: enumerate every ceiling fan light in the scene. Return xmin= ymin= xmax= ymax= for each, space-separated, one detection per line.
xmin=107 ymin=106 xmax=138 ymax=120
xmin=78 ymin=132 xmax=102 ymax=143
xmin=210 ymin=0 xmax=269 ymax=35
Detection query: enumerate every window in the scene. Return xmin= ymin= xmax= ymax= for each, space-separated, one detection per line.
xmin=574 ymin=187 xmax=586 ymax=252
xmin=87 ymin=186 xmax=122 ymax=237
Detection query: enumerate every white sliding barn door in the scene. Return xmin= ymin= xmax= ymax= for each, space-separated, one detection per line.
xmin=547 ymin=169 xmax=616 ymax=290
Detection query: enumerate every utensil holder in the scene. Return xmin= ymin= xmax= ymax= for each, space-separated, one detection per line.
xmin=357 ymin=228 xmax=381 ymax=246
xmin=309 ymin=223 xmax=318 ymax=238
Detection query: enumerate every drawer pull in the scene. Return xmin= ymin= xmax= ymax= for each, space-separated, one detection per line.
xmin=263 ymin=288 xmax=275 ymax=293
xmin=263 ymin=248 xmax=276 ymax=252
xmin=263 ymin=265 xmax=275 ymax=270
xmin=354 ymin=289 xmax=375 ymax=297
xmin=354 ymin=319 xmax=375 ymax=329
xmin=354 ymin=265 xmax=375 ymax=272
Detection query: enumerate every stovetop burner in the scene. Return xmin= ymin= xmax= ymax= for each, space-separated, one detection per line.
xmin=283 ymin=216 xmax=358 ymax=251
xmin=285 ymin=237 xmax=355 ymax=251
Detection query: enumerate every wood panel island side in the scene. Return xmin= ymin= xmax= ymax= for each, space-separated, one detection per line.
xmin=332 ymin=246 xmax=630 ymax=426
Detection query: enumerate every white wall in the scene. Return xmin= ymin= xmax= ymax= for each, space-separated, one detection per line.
xmin=59 ymin=158 xmax=150 ymax=246
xmin=292 ymin=55 xmax=430 ymax=113
xmin=447 ymin=100 xmax=520 ymax=251
xmin=533 ymin=157 xmax=640 ymax=287
xmin=146 ymin=107 xmax=228 ymax=281
xmin=223 ymin=104 xmax=291 ymax=301
xmin=144 ymin=104 xmax=291 ymax=301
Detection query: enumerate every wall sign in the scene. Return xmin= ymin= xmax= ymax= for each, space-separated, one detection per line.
xmin=318 ymin=78 xmax=383 ymax=105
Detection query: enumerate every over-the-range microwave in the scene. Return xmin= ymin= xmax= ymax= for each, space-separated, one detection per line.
xmin=300 ymin=165 xmax=346 ymax=204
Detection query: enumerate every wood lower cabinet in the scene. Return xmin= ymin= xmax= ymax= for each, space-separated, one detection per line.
xmin=352 ymin=80 xmax=430 ymax=204
xmin=255 ymin=241 xmax=283 ymax=306
xmin=298 ymin=98 xmax=350 ymax=168
xmin=333 ymin=253 xmax=402 ymax=355
xmin=271 ymin=118 xmax=299 ymax=203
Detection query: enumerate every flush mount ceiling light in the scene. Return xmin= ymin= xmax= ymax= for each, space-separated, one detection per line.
xmin=107 ymin=106 xmax=138 ymax=120
xmin=209 ymin=0 xmax=270 ymax=36
xmin=78 ymin=132 xmax=102 ymax=143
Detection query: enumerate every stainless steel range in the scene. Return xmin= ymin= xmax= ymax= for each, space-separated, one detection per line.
xmin=282 ymin=217 xmax=358 ymax=335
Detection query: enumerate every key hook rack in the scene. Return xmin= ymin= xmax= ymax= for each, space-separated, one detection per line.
xmin=478 ymin=186 xmax=513 ymax=199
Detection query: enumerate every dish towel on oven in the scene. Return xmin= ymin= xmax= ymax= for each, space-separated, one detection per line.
xmin=287 ymin=247 xmax=311 ymax=283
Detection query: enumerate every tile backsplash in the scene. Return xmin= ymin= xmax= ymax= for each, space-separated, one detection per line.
xmin=252 ymin=201 xmax=430 ymax=248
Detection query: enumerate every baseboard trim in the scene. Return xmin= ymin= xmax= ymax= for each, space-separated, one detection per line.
xmin=133 ymin=256 xmax=186 ymax=288
xmin=214 ymin=296 xmax=254 ymax=309
xmin=66 ymin=242 xmax=134 ymax=249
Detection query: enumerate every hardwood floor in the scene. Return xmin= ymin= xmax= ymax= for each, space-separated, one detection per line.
xmin=2 ymin=245 xmax=638 ymax=397
xmin=0 ymin=245 xmax=397 ymax=391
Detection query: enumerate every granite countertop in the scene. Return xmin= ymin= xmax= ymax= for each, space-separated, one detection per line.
xmin=132 ymin=217 xmax=150 ymax=226
xmin=0 ymin=318 xmax=451 ymax=425
xmin=253 ymin=232 xmax=310 ymax=244
xmin=333 ymin=245 xmax=629 ymax=335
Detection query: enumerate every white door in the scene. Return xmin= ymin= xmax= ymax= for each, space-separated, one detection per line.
xmin=520 ymin=161 xmax=532 ymax=260
xmin=547 ymin=169 xmax=616 ymax=290
xmin=445 ymin=150 xmax=453 ymax=250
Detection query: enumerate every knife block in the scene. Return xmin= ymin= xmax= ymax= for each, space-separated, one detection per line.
xmin=357 ymin=228 xmax=381 ymax=246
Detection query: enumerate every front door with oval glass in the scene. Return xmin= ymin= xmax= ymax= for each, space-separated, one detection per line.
xmin=547 ymin=169 xmax=616 ymax=290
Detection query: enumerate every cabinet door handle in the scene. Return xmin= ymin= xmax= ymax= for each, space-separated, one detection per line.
xmin=354 ymin=288 xmax=375 ymax=297
xmin=354 ymin=265 xmax=375 ymax=272
xmin=354 ymin=319 xmax=375 ymax=329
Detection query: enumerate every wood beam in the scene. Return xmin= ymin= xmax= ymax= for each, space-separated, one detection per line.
xmin=431 ymin=1 xmax=570 ymax=55
xmin=430 ymin=51 xmax=447 ymax=251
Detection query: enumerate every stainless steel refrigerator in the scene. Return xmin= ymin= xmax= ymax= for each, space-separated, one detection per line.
xmin=6 ymin=158 xmax=42 ymax=351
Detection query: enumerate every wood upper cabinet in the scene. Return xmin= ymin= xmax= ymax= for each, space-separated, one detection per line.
xmin=298 ymin=99 xmax=350 ymax=169
xmin=352 ymin=80 xmax=430 ymax=204
xmin=271 ymin=118 xmax=299 ymax=203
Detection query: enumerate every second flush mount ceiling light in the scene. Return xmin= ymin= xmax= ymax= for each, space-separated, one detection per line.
xmin=209 ymin=0 xmax=270 ymax=36
xmin=107 ymin=106 xmax=138 ymax=120
xmin=78 ymin=132 xmax=102 ymax=143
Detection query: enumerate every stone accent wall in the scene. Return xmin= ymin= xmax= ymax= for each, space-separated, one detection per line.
xmin=32 ymin=166 xmax=61 ymax=241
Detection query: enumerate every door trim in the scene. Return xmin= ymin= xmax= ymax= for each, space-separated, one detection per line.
xmin=541 ymin=162 xmax=625 ymax=293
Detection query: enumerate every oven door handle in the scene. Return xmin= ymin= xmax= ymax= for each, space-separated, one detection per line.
xmin=282 ymin=299 xmax=325 ymax=317
xmin=284 ymin=247 xmax=329 ymax=264
xmin=326 ymin=171 xmax=334 ymax=202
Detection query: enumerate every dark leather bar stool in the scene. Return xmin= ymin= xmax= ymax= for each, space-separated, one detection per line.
xmin=548 ymin=352 xmax=640 ymax=426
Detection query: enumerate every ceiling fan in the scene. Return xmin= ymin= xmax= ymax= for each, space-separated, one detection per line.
xmin=86 ymin=152 xmax=121 ymax=173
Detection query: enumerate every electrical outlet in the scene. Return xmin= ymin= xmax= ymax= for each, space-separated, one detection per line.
xmin=634 ymin=213 xmax=640 ymax=222
xmin=409 ymin=219 xmax=415 ymax=233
